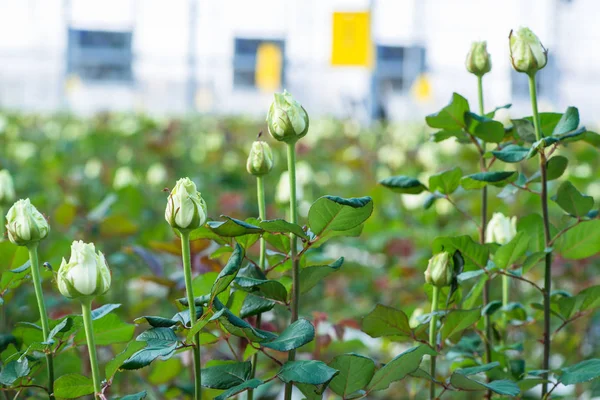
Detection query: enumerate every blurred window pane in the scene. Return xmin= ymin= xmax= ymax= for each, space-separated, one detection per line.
xmin=233 ymin=38 xmax=284 ymax=90
xmin=376 ymin=45 xmax=425 ymax=93
xmin=68 ymin=29 xmax=133 ymax=83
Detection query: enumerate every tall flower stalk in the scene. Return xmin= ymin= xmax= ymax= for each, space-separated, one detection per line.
xmin=466 ymin=40 xmax=493 ymax=370
xmin=245 ymin=139 xmax=274 ymax=400
xmin=56 ymin=240 xmax=112 ymax=399
xmin=266 ymin=90 xmax=309 ymax=400
xmin=5 ymin=199 xmax=54 ymax=399
xmin=28 ymin=244 xmax=55 ymax=399
xmin=509 ymin=26 xmax=551 ymax=396
xmin=165 ymin=178 xmax=208 ymax=400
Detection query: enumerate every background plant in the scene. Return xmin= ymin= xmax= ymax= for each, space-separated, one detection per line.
xmin=0 ymin=42 xmax=599 ymax=397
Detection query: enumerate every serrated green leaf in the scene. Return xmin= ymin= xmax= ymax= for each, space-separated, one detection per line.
xmin=211 ymin=244 xmax=244 ymax=298
xmin=432 ymin=236 xmax=489 ymax=270
xmin=429 ymin=168 xmax=462 ymax=195
xmin=425 ymin=93 xmax=470 ymax=130
xmin=552 ymin=106 xmax=579 ymax=136
xmin=460 ymin=171 xmax=517 ymax=190
xmin=465 ymin=112 xmax=505 ymax=143
xmin=233 ymin=276 xmax=288 ymax=302
xmin=208 ymin=217 xmax=263 ymax=237
xmin=441 ymin=309 xmax=480 ymax=341
xmin=328 ymin=354 xmax=376 ymax=397
xmin=491 ymin=145 xmax=529 ymax=163
xmin=239 ymin=294 xmax=275 ymax=319
xmin=308 ymin=196 xmax=373 ymax=237
xmin=450 ymin=374 xmax=520 ymax=396
xmin=54 ymin=373 xmax=94 ymax=398
xmin=278 ymin=360 xmax=339 ymax=386
xmin=367 ymin=345 xmax=436 ymax=391
xmin=361 ymin=304 xmax=413 ymax=338
xmin=557 ymin=220 xmax=600 ymax=260
xmin=202 ymin=361 xmax=252 ymax=389
xmin=559 ymin=359 xmax=600 ymax=385
xmin=262 ymin=319 xmax=314 ymax=351
xmin=116 ymin=391 xmax=147 ymax=400
xmin=555 ymin=181 xmax=594 ymax=217
xmin=493 ymin=232 xmax=529 ymax=270
xmin=0 ymin=356 xmax=29 ymax=385
xmin=214 ymin=379 xmax=264 ymax=400
xmin=300 ymin=257 xmax=343 ymax=294
xmin=259 ymin=219 xmax=308 ymax=240
xmin=380 ymin=176 xmax=426 ymax=194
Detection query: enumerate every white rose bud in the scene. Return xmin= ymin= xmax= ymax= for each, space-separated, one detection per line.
xmin=465 ymin=41 xmax=492 ymax=77
xmin=165 ymin=178 xmax=208 ymax=231
xmin=486 ymin=213 xmax=517 ymax=245
xmin=509 ymin=27 xmax=548 ymax=75
xmin=266 ymin=90 xmax=309 ymax=144
xmin=57 ymin=241 xmax=112 ymax=299
xmin=5 ymin=199 xmax=50 ymax=246
xmin=247 ymin=141 xmax=274 ymax=176
xmin=0 ymin=170 xmax=16 ymax=206
xmin=424 ymin=252 xmax=453 ymax=288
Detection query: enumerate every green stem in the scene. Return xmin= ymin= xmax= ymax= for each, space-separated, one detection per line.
xmin=502 ymin=274 xmax=509 ymax=308
xmin=248 ymin=176 xmax=267 ymax=400
xmin=429 ymin=286 xmax=440 ymax=400
xmin=529 ymin=74 xmax=552 ymax=398
xmin=284 ymin=142 xmax=299 ymax=400
xmin=27 ymin=244 xmax=55 ymax=400
xmin=80 ymin=298 xmax=102 ymax=398
xmin=477 ymin=76 xmax=493 ymax=386
xmin=0 ymin=205 xmax=4 ymax=241
xmin=180 ymin=231 xmax=201 ymax=400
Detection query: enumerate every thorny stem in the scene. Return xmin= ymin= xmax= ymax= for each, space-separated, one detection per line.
xmin=429 ymin=286 xmax=440 ymax=400
xmin=80 ymin=298 xmax=102 ymax=398
xmin=27 ymin=244 xmax=55 ymax=399
xmin=529 ymin=73 xmax=553 ymax=397
xmin=180 ymin=231 xmax=202 ymax=400
xmin=284 ymin=141 xmax=300 ymax=400
xmin=248 ymin=175 xmax=267 ymax=400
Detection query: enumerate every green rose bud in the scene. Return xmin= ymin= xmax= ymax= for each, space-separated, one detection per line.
xmin=247 ymin=141 xmax=274 ymax=176
xmin=266 ymin=90 xmax=309 ymax=144
xmin=465 ymin=41 xmax=492 ymax=77
xmin=165 ymin=178 xmax=208 ymax=231
xmin=486 ymin=212 xmax=517 ymax=245
xmin=5 ymin=199 xmax=49 ymax=246
xmin=509 ymin=27 xmax=548 ymax=75
xmin=0 ymin=170 xmax=16 ymax=206
xmin=57 ymin=241 xmax=112 ymax=299
xmin=424 ymin=252 xmax=453 ymax=288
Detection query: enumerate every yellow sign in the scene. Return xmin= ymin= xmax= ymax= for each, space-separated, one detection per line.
xmin=411 ymin=73 xmax=432 ymax=103
xmin=331 ymin=12 xmax=372 ymax=67
xmin=255 ymin=43 xmax=282 ymax=91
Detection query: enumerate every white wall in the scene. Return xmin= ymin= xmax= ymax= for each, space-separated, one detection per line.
xmin=0 ymin=0 xmax=598 ymax=124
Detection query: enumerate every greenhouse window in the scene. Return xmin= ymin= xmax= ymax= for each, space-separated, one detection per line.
xmin=67 ymin=29 xmax=133 ymax=83
xmin=233 ymin=38 xmax=285 ymax=90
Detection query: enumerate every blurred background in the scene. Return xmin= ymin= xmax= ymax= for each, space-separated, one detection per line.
xmin=1 ymin=1 xmax=600 ymax=398
xmin=0 ymin=0 xmax=598 ymax=123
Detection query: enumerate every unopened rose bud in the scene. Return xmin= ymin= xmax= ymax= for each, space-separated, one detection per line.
xmin=266 ymin=90 xmax=309 ymax=144
xmin=509 ymin=27 xmax=548 ymax=75
xmin=465 ymin=41 xmax=492 ymax=77
xmin=486 ymin=213 xmax=517 ymax=245
xmin=165 ymin=178 xmax=208 ymax=231
xmin=425 ymin=252 xmax=453 ymax=288
xmin=57 ymin=241 xmax=111 ymax=299
xmin=0 ymin=170 xmax=16 ymax=206
xmin=246 ymin=141 xmax=274 ymax=176
xmin=5 ymin=199 xmax=49 ymax=246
